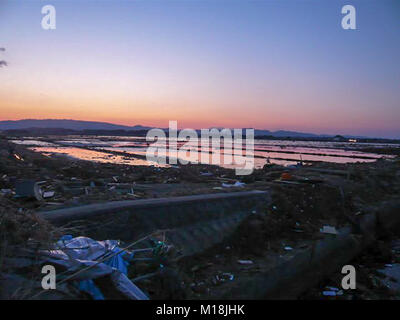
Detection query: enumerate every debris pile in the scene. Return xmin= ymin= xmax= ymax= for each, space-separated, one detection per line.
xmin=1 ymin=136 xmax=400 ymax=299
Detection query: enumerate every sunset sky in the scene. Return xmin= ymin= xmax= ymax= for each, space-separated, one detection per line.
xmin=0 ymin=0 xmax=399 ymax=138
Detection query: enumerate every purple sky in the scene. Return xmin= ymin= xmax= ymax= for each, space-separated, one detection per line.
xmin=0 ymin=0 xmax=399 ymax=138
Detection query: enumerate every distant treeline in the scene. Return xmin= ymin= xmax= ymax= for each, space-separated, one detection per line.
xmin=255 ymin=135 xmax=400 ymax=144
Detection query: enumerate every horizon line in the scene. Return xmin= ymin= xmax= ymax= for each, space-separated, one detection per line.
xmin=0 ymin=118 xmax=399 ymax=140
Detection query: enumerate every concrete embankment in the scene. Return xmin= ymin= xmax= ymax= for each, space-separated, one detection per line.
xmin=39 ymin=190 xmax=269 ymax=256
xmin=222 ymin=200 xmax=400 ymax=299
xmin=38 ymin=192 xmax=400 ymax=299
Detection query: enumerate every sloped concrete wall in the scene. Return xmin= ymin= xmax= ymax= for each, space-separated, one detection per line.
xmin=222 ymin=199 xmax=400 ymax=299
xmin=39 ymin=190 xmax=269 ymax=256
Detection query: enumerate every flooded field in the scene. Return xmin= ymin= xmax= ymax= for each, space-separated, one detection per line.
xmin=29 ymin=146 xmax=165 ymax=167
xmin=10 ymin=136 xmax=399 ymax=169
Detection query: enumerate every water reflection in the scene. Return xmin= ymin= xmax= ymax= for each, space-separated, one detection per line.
xmin=29 ymin=147 xmax=167 ymax=167
xmin=10 ymin=136 xmax=398 ymax=169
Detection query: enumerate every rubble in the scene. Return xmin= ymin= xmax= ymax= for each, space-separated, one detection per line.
xmin=1 ymin=136 xmax=400 ymax=299
xmin=15 ymin=180 xmax=43 ymax=201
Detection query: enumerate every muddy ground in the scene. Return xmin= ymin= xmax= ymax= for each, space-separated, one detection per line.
xmin=1 ymin=136 xmax=400 ymax=299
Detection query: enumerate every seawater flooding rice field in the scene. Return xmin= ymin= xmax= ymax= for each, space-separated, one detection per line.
xmin=10 ymin=135 xmax=399 ymax=168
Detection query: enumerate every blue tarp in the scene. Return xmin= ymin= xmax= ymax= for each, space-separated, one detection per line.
xmin=45 ymin=235 xmax=148 ymax=300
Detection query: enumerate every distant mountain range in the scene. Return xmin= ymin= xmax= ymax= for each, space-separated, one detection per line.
xmin=0 ymin=119 xmax=368 ymax=139
xmin=253 ymin=129 xmax=325 ymax=138
xmin=0 ymin=119 xmax=151 ymax=131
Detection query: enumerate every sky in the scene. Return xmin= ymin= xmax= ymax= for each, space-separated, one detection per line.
xmin=0 ymin=0 xmax=399 ymax=138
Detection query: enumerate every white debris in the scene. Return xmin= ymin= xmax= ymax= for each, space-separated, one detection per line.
xmin=238 ymin=260 xmax=254 ymax=265
xmin=42 ymin=191 xmax=55 ymax=198
xmin=222 ymin=181 xmax=245 ymax=188
xmin=284 ymin=246 xmax=293 ymax=251
xmin=0 ymin=189 xmax=12 ymax=195
xmin=320 ymin=225 xmax=338 ymax=235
